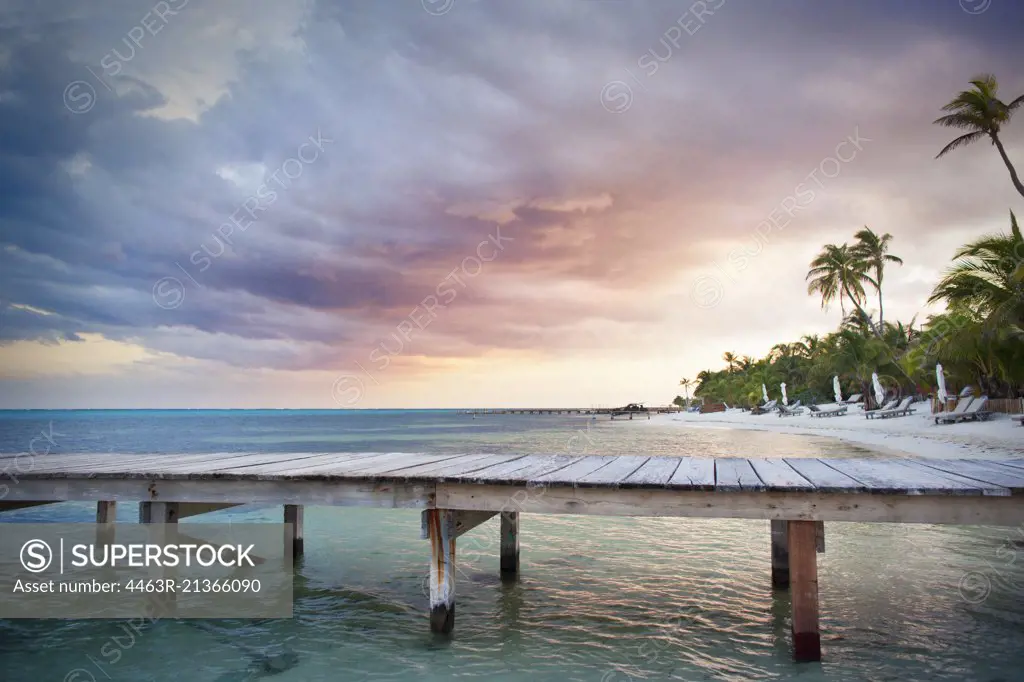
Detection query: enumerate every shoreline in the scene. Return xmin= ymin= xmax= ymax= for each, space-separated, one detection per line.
xmin=646 ymin=403 xmax=1024 ymax=460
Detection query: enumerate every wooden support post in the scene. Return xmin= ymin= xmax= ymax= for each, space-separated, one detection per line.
xmin=426 ymin=508 xmax=456 ymax=634
xmin=96 ymin=501 xmax=116 ymax=545
xmin=788 ymin=520 xmax=821 ymax=662
xmin=96 ymin=501 xmax=117 ymax=524
xmin=284 ymin=504 xmax=304 ymax=558
xmin=500 ymin=511 xmax=519 ymax=576
xmin=138 ymin=501 xmax=179 ymax=617
xmin=770 ymin=519 xmax=789 ymax=588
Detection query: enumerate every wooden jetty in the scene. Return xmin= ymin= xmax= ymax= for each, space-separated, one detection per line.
xmin=5 ymin=451 xmax=1024 ymax=662
xmin=459 ymin=405 xmax=679 ymax=417
xmin=459 ymin=407 xmax=607 ymax=415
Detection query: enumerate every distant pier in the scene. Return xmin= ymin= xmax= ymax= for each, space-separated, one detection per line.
xmin=458 ymin=406 xmax=682 ymax=417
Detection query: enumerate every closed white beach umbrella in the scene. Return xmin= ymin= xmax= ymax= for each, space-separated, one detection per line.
xmin=871 ymin=372 xmax=884 ymax=407
xmin=833 ymin=376 xmax=842 ymax=404
xmin=780 ymin=382 xmax=788 ymax=406
xmin=762 ymin=384 xmax=769 ymax=404
xmin=936 ymin=364 xmax=947 ymax=404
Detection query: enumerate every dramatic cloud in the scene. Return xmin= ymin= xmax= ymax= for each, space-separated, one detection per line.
xmin=0 ymin=0 xmax=1022 ymax=407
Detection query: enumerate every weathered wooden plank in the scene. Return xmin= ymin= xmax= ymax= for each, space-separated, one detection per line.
xmin=0 ymin=451 xmax=140 ymax=465
xmin=35 ymin=452 xmax=265 ymax=474
xmin=461 ymin=455 xmax=583 ymax=484
xmin=251 ymin=452 xmax=403 ymax=475
xmin=715 ymin=458 xmax=765 ymax=492
xmin=950 ymin=456 xmax=1024 ymax=477
xmin=218 ymin=452 xmax=381 ymax=476
xmin=27 ymin=452 xmax=285 ymax=476
xmin=824 ymin=458 xmax=991 ymax=496
xmin=572 ymin=456 xmax=649 ymax=486
xmin=244 ymin=453 xmax=423 ymax=478
xmin=263 ymin=453 xmax=408 ymax=477
xmin=393 ymin=454 xmax=524 ymax=479
xmin=327 ymin=453 xmax=466 ymax=477
xmin=154 ymin=452 xmax=328 ymax=474
xmin=920 ymin=459 xmax=1024 ymax=491
xmin=529 ymin=455 xmax=618 ymax=485
xmin=895 ymin=459 xmax=1012 ymax=496
xmin=0 ymin=452 xmax=170 ymax=473
xmin=667 ymin=458 xmax=715 ymax=489
xmin=620 ymin=457 xmax=681 ymax=487
xmin=995 ymin=459 xmax=1024 ymax=471
xmin=6 ymin=477 xmax=434 ymax=508
xmin=748 ymin=459 xmax=814 ymax=492
xmin=434 ymin=483 xmax=1024 ymax=525
xmin=789 ymin=520 xmax=821 ymax=661
xmin=785 ymin=458 xmax=866 ymax=492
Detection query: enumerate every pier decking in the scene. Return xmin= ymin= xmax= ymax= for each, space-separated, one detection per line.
xmin=458 ymin=406 xmax=681 ymax=416
xmin=5 ymin=451 xmax=1024 ymax=661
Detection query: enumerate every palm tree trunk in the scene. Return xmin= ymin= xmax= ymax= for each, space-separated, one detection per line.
xmin=842 ymin=283 xmax=882 ymax=338
xmin=877 ymin=270 xmax=884 ymax=327
xmin=992 ymin=133 xmax=1024 ymax=199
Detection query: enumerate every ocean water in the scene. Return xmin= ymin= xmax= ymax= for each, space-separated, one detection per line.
xmin=1 ymin=410 xmax=1023 ymax=682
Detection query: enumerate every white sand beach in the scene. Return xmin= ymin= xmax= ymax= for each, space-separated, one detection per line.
xmin=653 ymin=404 xmax=1024 ymax=460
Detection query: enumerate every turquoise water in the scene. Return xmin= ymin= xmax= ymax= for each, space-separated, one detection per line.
xmin=1 ymin=410 xmax=1023 ymax=681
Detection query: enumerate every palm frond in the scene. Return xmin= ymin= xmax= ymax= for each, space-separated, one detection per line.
xmin=935 ymin=131 xmax=985 ymax=158
xmin=933 ymin=112 xmax=981 ymax=128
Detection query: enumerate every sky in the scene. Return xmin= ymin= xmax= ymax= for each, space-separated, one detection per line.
xmin=0 ymin=0 xmax=1023 ymax=409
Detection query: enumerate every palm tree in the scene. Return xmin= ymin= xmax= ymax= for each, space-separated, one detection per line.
xmin=679 ymin=377 xmax=693 ymax=406
xmin=806 ymin=243 xmax=874 ymax=329
xmin=795 ymin=334 xmax=822 ymax=359
xmin=934 ymin=74 xmax=1024 ymax=199
xmin=722 ymin=352 xmax=740 ymax=373
xmin=928 ymin=211 xmax=1024 ymax=328
xmin=768 ymin=343 xmax=792 ymax=361
xmin=852 ymin=227 xmax=903 ymax=326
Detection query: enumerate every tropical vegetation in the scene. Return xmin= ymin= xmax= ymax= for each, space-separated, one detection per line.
xmin=688 ymin=75 xmax=1024 ymax=408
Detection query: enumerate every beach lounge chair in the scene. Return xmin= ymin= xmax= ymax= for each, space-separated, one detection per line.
xmin=877 ymin=396 xmax=915 ymax=419
xmin=864 ymin=399 xmax=897 ymax=419
xmin=960 ymin=396 xmax=991 ymax=422
xmin=778 ymin=403 xmax=805 ymax=417
xmin=809 ymin=403 xmax=848 ymax=418
xmin=843 ymin=393 xmax=863 ymax=405
xmin=934 ymin=395 xmax=978 ymax=424
xmin=751 ymin=400 xmax=776 ymax=415
xmin=1015 ymin=415 xmax=1024 ymax=426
